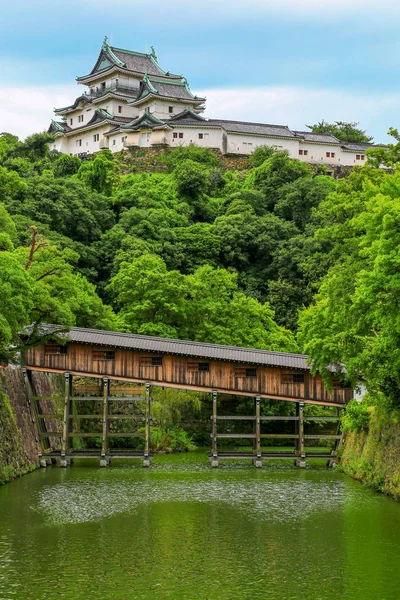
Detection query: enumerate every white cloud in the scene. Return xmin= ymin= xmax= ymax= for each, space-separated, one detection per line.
xmin=0 ymin=83 xmax=397 ymax=143
xmin=0 ymin=84 xmax=76 ymax=139
xmin=201 ymin=86 xmax=399 ymax=142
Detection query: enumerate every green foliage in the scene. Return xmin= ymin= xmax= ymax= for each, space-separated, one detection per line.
xmin=298 ymin=168 xmax=400 ymax=406
xmin=149 ymin=426 xmax=196 ymax=452
xmin=77 ymin=149 xmax=119 ymax=195
xmin=249 ymin=144 xmax=279 ymax=167
xmin=160 ymin=144 xmax=221 ymax=171
xmin=306 ymin=120 xmax=373 ymax=143
xmin=341 ymin=408 xmax=400 ymax=500
xmin=367 ymin=127 xmax=400 ymax=168
xmin=341 ymin=400 xmax=370 ymax=432
xmin=173 ymin=159 xmax=211 ymax=199
xmin=109 ymin=254 xmax=297 ymax=350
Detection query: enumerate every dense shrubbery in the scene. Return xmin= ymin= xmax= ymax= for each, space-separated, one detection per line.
xmin=2 ymin=128 xmax=400 ymax=432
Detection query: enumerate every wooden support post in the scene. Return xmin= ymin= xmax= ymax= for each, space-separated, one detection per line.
xmin=22 ymin=369 xmax=45 ymax=466
xmin=295 ymin=402 xmax=306 ymax=468
xmin=100 ymin=377 xmax=109 ymax=467
xmin=60 ymin=373 xmax=70 ymax=467
xmin=253 ymin=396 xmax=262 ymax=468
xmin=211 ymin=390 xmax=219 ymax=467
xmin=143 ymin=383 xmax=151 ymax=467
xmin=328 ymin=407 xmax=343 ymax=468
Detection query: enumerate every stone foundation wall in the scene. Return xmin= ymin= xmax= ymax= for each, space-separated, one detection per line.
xmin=0 ymin=368 xmax=62 ymax=485
xmin=118 ymin=147 xmax=252 ymax=174
xmin=340 ymin=408 xmax=400 ymax=501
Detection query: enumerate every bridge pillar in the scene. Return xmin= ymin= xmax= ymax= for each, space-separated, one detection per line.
xmin=252 ymin=396 xmax=262 ymax=468
xmin=295 ymin=402 xmax=306 ymax=468
xmin=100 ymin=377 xmax=109 ymax=467
xmin=60 ymin=373 xmax=71 ymax=466
xmin=211 ymin=390 xmax=219 ymax=467
xmin=143 ymin=383 xmax=152 ymax=467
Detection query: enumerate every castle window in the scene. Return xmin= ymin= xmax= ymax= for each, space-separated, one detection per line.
xmin=326 ymin=152 xmax=330 ymax=158
xmin=93 ymin=134 xmax=100 ymax=142
xmin=113 ymin=140 xmax=116 ymax=145
xmin=199 ymin=133 xmax=204 ymax=139
xmin=178 ymin=133 xmax=184 ymax=139
xmin=299 ymin=150 xmax=303 ymax=155
xmin=281 ymin=373 xmax=305 ymax=384
xmin=76 ymin=139 xmax=82 ymax=147
xmin=169 ymin=106 xmax=174 ymax=114
xmin=45 ymin=344 xmax=68 ymax=355
xmin=118 ymin=105 xmax=122 ymax=114
xmin=360 ymin=155 xmax=365 ymax=160
xmin=173 ymin=132 xmax=178 ymax=139
xmin=331 ymin=152 xmax=335 ymax=158
xmin=78 ymin=115 xmax=84 ymax=123
xmin=70 ymin=118 xmax=73 ymax=125
xmin=93 ymin=350 xmax=115 ymax=360
xmin=304 ymin=150 xmax=308 ymax=156
xmin=187 ymin=362 xmax=210 ymax=373
xmin=140 ymin=356 xmax=163 ymax=367
xmin=234 ymin=367 xmax=257 ymax=378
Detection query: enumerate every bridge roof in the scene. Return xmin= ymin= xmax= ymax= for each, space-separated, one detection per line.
xmin=48 ymin=326 xmax=314 ymax=371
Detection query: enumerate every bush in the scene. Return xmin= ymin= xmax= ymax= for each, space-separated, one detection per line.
xmin=341 ymin=399 xmax=370 ymax=432
xmin=149 ymin=426 xmax=197 ymax=452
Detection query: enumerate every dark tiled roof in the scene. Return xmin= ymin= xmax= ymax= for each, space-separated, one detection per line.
xmin=341 ymin=142 xmax=375 ymax=151
xmin=48 ymin=120 xmax=71 ymax=134
xmin=167 ymin=115 xmax=295 ymax=137
xmin=44 ymin=325 xmax=313 ymax=370
xmin=208 ymin=120 xmax=296 ymax=138
xmin=111 ymin=48 xmax=165 ymax=76
xmin=294 ymin=131 xmax=340 ymax=144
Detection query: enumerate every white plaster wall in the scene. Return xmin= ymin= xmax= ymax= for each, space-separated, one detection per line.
xmin=141 ymin=101 xmax=197 ymax=120
xmin=297 ymin=143 xmax=342 ymax=165
xmin=226 ymin=134 xmax=299 ymax=156
xmin=168 ymin=127 xmax=223 ymax=151
xmin=108 ymin=133 xmax=129 ymax=152
xmin=340 ymin=151 xmax=367 ymax=167
xmin=65 ymin=125 xmax=110 ymax=155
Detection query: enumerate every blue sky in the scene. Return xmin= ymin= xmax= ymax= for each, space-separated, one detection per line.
xmin=1 ymin=0 xmax=399 ymax=141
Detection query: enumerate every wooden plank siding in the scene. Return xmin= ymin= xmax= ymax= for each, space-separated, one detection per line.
xmin=24 ymin=343 xmax=352 ymax=407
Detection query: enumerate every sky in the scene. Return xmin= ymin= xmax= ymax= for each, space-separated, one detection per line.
xmin=1 ymin=0 xmax=399 ymax=142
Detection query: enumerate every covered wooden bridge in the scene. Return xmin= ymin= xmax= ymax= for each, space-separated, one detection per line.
xmin=23 ymin=326 xmax=352 ymax=468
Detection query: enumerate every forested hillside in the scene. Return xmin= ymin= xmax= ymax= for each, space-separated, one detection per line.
xmin=1 ymin=128 xmax=400 ymax=413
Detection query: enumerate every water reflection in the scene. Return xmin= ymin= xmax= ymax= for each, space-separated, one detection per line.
xmin=0 ymin=452 xmax=399 ymax=600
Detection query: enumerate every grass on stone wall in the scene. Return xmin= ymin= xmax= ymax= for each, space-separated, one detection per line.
xmin=0 ymin=392 xmax=34 ymax=485
xmin=340 ymin=407 xmax=400 ymax=501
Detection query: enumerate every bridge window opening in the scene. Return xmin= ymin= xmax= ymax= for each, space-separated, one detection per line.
xmin=140 ymin=356 xmax=163 ymax=366
xmin=93 ymin=350 xmax=115 ymax=360
xmin=234 ymin=367 xmax=257 ymax=378
xmin=281 ymin=373 xmax=305 ymax=384
xmin=44 ymin=344 xmax=68 ymax=355
xmin=187 ymin=361 xmax=210 ymax=373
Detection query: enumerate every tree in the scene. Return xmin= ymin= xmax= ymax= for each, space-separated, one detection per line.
xmin=298 ymin=168 xmax=400 ymax=407
xmin=247 ymin=150 xmax=313 ymax=211
xmin=109 ymin=254 xmax=297 ymax=351
xmin=77 ymin=149 xmax=119 ymax=195
xmin=367 ymin=127 xmax=400 ymax=168
xmin=249 ymin=144 xmax=279 ymax=167
xmin=306 ymin=120 xmax=373 ymax=143
xmin=0 ymin=252 xmax=34 ymax=362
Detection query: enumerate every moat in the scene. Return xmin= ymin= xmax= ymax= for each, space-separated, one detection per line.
xmin=1 ymin=452 xmax=400 ymax=600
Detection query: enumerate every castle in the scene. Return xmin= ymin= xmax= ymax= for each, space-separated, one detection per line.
xmin=49 ymin=38 xmax=376 ymax=167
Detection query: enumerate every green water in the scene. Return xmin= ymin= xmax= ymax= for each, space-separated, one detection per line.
xmin=1 ymin=452 xmax=400 ymax=600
